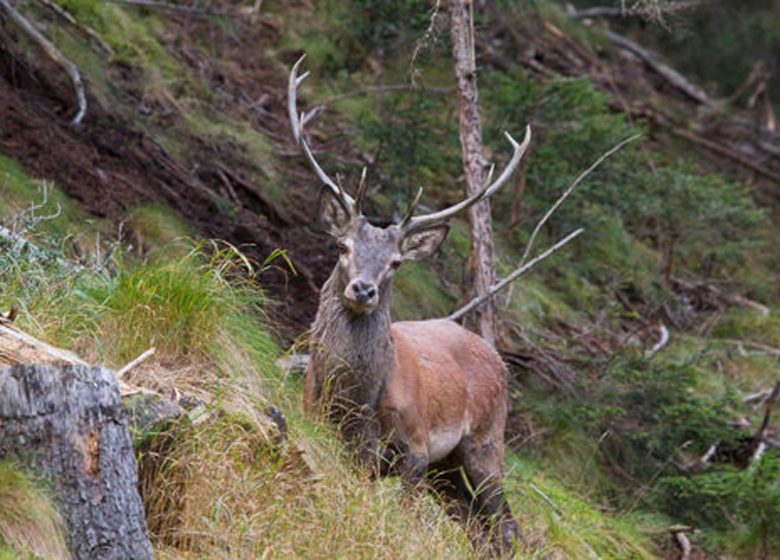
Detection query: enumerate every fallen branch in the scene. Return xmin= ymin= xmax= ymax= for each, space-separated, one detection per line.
xmin=668 ymin=525 xmax=693 ymax=560
xmin=570 ymin=2 xmax=699 ymax=20
xmin=36 ymin=0 xmax=114 ymax=56
xmin=103 ymin=0 xmax=228 ymax=16
xmin=671 ymin=126 xmax=780 ymax=185
xmin=0 ymin=0 xmax=87 ymax=124
xmin=673 ymin=277 xmax=771 ymax=317
xmin=604 ymin=30 xmax=711 ymax=106
xmin=448 ymin=228 xmax=585 ymax=321
xmin=645 ymin=321 xmax=670 ymax=358
xmin=116 ymin=347 xmax=156 ymax=379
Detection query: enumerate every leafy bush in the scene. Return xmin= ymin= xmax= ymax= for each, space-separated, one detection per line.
xmin=656 ymin=454 xmax=780 ymax=555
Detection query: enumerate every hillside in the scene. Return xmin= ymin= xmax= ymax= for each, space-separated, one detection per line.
xmin=1 ymin=0 xmax=780 ymax=558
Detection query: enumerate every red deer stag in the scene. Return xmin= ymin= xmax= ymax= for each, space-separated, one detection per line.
xmin=289 ymin=55 xmax=531 ymax=550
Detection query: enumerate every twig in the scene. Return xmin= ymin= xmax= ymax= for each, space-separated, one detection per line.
xmin=116 ymin=347 xmax=156 ymax=379
xmin=448 ymin=228 xmax=584 ymax=321
xmin=570 ymin=2 xmax=699 ymax=20
xmin=103 ymin=0 xmax=227 ymax=16
xmin=0 ymin=0 xmax=87 ymax=125
xmin=528 ymin=483 xmax=563 ymax=516
xmin=645 ymin=321 xmax=670 ymax=358
xmin=668 ymin=526 xmax=693 ymax=560
xmin=36 ymin=0 xmax=114 ymax=56
xmin=518 ymin=134 xmax=640 ymax=268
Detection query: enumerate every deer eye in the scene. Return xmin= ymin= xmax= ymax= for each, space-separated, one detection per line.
xmin=390 ymin=259 xmax=402 ymax=269
xmin=337 ymin=242 xmax=350 ymax=255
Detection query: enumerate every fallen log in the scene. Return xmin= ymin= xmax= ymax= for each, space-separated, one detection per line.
xmin=0 ymin=364 xmax=154 ymax=559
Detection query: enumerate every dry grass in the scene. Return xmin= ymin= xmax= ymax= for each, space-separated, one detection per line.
xmin=0 ymin=461 xmax=69 ymax=560
xmin=139 ymin=410 xmax=480 ymax=559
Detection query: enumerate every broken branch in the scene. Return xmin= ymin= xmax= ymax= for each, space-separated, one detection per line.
xmin=0 ymin=0 xmax=87 ymax=125
xmin=116 ymin=347 xmax=156 ymax=379
xmin=448 ymin=228 xmax=585 ymax=321
xmin=103 ymin=0 xmax=227 ymax=16
xmin=519 ymin=134 xmax=640 ymax=268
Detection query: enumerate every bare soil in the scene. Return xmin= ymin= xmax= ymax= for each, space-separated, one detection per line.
xmin=0 ymin=9 xmax=340 ymax=337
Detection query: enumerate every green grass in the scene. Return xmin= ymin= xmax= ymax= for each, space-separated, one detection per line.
xmin=506 ymin=456 xmax=663 ymax=559
xmin=0 ymin=154 xmax=89 ymax=239
xmin=0 ymin=462 xmax=68 ymax=560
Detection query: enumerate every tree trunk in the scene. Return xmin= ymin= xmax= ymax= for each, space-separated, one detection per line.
xmin=0 ymin=364 xmax=153 ymax=560
xmin=450 ymin=0 xmax=498 ymax=346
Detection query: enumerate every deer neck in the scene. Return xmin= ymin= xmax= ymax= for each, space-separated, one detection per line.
xmin=310 ymin=269 xmax=395 ymax=388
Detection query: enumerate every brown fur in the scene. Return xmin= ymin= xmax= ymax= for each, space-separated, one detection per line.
xmin=305 ymin=204 xmax=519 ymax=551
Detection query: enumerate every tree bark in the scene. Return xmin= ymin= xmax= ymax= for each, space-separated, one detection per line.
xmin=450 ymin=0 xmax=498 ymax=346
xmin=0 ymin=364 xmax=153 ymax=560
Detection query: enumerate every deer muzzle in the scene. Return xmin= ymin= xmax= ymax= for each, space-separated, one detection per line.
xmin=343 ymin=279 xmax=378 ymax=314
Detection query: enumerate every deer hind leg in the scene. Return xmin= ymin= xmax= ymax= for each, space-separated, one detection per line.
xmin=457 ymin=436 xmax=520 ymax=553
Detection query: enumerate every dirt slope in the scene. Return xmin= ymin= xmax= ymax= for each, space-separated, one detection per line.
xmin=0 ymin=9 xmax=337 ymax=335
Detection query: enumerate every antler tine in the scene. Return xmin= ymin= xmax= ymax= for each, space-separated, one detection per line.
xmin=399 ymin=187 xmax=424 ymax=227
xmin=405 ymin=125 xmax=532 ymax=230
xmin=354 ymin=166 xmax=368 ymax=213
xmin=288 ymin=55 xmax=356 ymax=211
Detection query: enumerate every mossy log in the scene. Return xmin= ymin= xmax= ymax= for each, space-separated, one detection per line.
xmin=0 ymin=364 xmax=153 ymax=559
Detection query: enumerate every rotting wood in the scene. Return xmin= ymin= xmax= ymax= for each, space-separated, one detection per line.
xmin=0 ymin=0 xmax=87 ymax=125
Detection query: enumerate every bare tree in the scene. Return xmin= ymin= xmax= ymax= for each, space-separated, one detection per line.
xmin=449 ymin=0 xmax=498 ymax=345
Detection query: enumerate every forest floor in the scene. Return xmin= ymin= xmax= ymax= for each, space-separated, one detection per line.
xmin=2 ymin=0 xmax=780 ymax=558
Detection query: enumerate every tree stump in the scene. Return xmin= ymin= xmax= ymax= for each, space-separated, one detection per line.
xmin=0 ymin=364 xmax=153 ymax=560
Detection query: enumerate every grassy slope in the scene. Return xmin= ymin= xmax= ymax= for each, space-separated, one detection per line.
xmin=1 ymin=0 xmax=779 ymax=558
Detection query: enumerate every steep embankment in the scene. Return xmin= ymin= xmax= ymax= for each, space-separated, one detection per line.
xmin=2 ymin=0 xmax=780 ymax=558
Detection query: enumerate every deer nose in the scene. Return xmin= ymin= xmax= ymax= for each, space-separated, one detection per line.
xmin=350 ymin=280 xmax=377 ymax=304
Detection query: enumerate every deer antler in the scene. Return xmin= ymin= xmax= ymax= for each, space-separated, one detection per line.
xmin=403 ymin=126 xmax=532 ymax=231
xmin=289 ymin=55 xmax=356 ymax=213
xmin=290 ymin=56 xmax=531 ymax=227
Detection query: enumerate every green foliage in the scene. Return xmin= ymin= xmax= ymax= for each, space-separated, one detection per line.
xmin=317 ymin=0 xmax=431 ymax=72
xmin=656 ymin=454 xmax=780 ymax=555
xmin=0 ymin=462 xmax=68 ymax=559
xmin=642 ymin=164 xmax=765 ymax=278
xmin=484 ymin=72 xmax=645 ymax=226
xmin=505 ymin=456 xmax=662 ymax=558
xmin=357 ymin=91 xmax=460 ymax=209
xmin=88 ymin=242 xmax=271 ymax=365
xmin=521 ymin=356 xmax=739 ymax=505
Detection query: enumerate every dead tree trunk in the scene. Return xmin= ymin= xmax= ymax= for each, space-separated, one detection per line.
xmin=0 ymin=364 xmax=153 ymax=560
xmin=450 ymin=0 xmax=498 ymax=346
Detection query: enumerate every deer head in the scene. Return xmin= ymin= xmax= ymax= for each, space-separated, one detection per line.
xmin=289 ymin=55 xmax=531 ymax=316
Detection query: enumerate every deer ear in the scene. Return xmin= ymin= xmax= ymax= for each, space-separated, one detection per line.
xmin=318 ymin=187 xmax=352 ymax=236
xmin=400 ymin=225 xmax=450 ymax=261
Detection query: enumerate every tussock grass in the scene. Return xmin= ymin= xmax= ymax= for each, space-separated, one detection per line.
xmin=140 ymin=411 xmax=480 ymax=559
xmin=0 ymin=461 xmax=69 ymax=560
